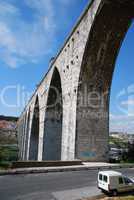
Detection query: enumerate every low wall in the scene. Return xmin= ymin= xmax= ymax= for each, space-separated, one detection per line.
xmin=11 ymin=160 xmax=83 ymax=168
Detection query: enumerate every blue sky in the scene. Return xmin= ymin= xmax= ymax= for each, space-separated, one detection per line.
xmin=0 ymin=0 xmax=134 ymax=133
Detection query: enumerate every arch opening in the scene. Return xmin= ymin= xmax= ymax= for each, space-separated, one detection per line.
xmin=109 ymin=21 xmax=134 ymax=160
xmin=29 ymin=97 xmax=40 ymax=160
xmin=43 ymin=68 xmax=63 ymax=160
xmin=24 ymin=110 xmax=30 ymax=160
xmin=75 ymin=1 xmax=134 ymax=161
xmin=22 ymin=114 xmax=27 ymax=160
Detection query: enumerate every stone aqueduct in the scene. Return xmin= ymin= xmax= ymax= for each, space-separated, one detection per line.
xmin=17 ymin=0 xmax=134 ymax=161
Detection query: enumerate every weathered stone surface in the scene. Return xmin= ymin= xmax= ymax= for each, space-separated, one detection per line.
xmin=17 ymin=0 xmax=134 ymax=161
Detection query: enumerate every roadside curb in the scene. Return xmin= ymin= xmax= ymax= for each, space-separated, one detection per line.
xmin=0 ymin=164 xmax=133 ymax=176
xmin=83 ymin=194 xmax=106 ymax=200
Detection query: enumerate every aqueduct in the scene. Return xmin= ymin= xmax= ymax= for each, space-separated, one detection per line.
xmin=17 ymin=0 xmax=134 ymax=161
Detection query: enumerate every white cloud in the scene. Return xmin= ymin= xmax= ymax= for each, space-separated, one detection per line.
xmin=1 ymin=51 xmax=25 ymax=68
xmin=58 ymin=0 xmax=78 ymax=6
xmin=25 ymin=0 xmax=53 ymax=14
xmin=0 ymin=22 xmax=15 ymax=49
xmin=0 ymin=0 xmax=83 ymax=68
xmin=0 ymin=0 xmax=57 ymax=68
xmin=110 ymin=113 xmax=134 ymax=133
xmin=0 ymin=2 xmax=20 ymax=17
xmin=110 ymin=113 xmax=132 ymax=120
xmin=121 ymin=99 xmax=134 ymax=105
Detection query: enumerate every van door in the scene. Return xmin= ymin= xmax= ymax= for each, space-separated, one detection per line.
xmin=103 ymin=175 xmax=109 ymax=191
xmin=98 ymin=174 xmax=104 ymax=189
xmin=98 ymin=174 xmax=108 ymax=191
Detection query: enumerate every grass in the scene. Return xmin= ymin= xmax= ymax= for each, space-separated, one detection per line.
xmin=120 ymin=160 xmax=134 ymax=164
xmin=0 ymin=145 xmax=18 ymax=169
xmin=0 ymin=161 xmax=11 ymax=170
xmin=101 ymin=196 xmax=134 ymax=200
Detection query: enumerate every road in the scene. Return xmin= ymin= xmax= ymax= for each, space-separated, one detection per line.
xmin=0 ymin=168 xmax=134 ymax=200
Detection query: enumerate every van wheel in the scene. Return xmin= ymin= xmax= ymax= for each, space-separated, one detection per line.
xmin=101 ymin=189 xmax=105 ymax=193
xmin=112 ymin=190 xmax=118 ymax=196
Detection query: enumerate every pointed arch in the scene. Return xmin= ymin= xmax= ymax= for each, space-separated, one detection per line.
xmin=29 ymin=96 xmax=40 ymax=160
xmin=75 ymin=1 xmax=133 ymax=161
xmin=22 ymin=114 xmax=27 ymax=160
xmin=24 ymin=109 xmax=30 ymax=160
xmin=42 ymin=67 xmax=63 ymax=160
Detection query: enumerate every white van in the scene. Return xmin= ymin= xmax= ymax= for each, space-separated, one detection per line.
xmin=98 ymin=171 xmax=134 ymax=196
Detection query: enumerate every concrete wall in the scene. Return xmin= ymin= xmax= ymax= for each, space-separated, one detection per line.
xmin=17 ymin=0 xmax=134 ymax=161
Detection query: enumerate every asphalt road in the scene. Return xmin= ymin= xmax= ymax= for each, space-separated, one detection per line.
xmin=0 ymin=168 xmax=134 ymax=200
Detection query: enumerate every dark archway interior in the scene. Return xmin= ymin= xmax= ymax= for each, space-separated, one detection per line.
xmin=29 ymin=97 xmax=39 ymax=160
xmin=75 ymin=1 xmax=134 ymax=161
xmin=43 ymin=68 xmax=63 ymax=160
xmin=24 ymin=110 xmax=30 ymax=160
xmin=20 ymin=116 xmax=26 ymax=160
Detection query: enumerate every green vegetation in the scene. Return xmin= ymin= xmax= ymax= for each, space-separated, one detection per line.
xmin=109 ymin=136 xmax=128 ymax=149
xmin=109 ymin=136 xmax=134 ymax=163
xmin=0 ymin=133 xmax=17 ymax=145
xmin=0 ymin=145 xmax=18 ymax=169
xmin=0 ymin=121 xmax=18 ymax=169
xmin=100 ymin=196 xmax=134 ymax=200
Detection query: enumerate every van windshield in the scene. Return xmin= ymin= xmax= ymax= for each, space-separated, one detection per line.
xmin=124 ymin=177 xmax=133 ymax=184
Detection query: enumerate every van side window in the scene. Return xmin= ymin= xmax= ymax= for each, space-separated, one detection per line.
xmin=99 ymin=174 xmax=102 ymax=180
xmin=103 ymin=175 xmax=108 ymax=183
xmin=119 ymin=177 xmax=124 ymax=184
